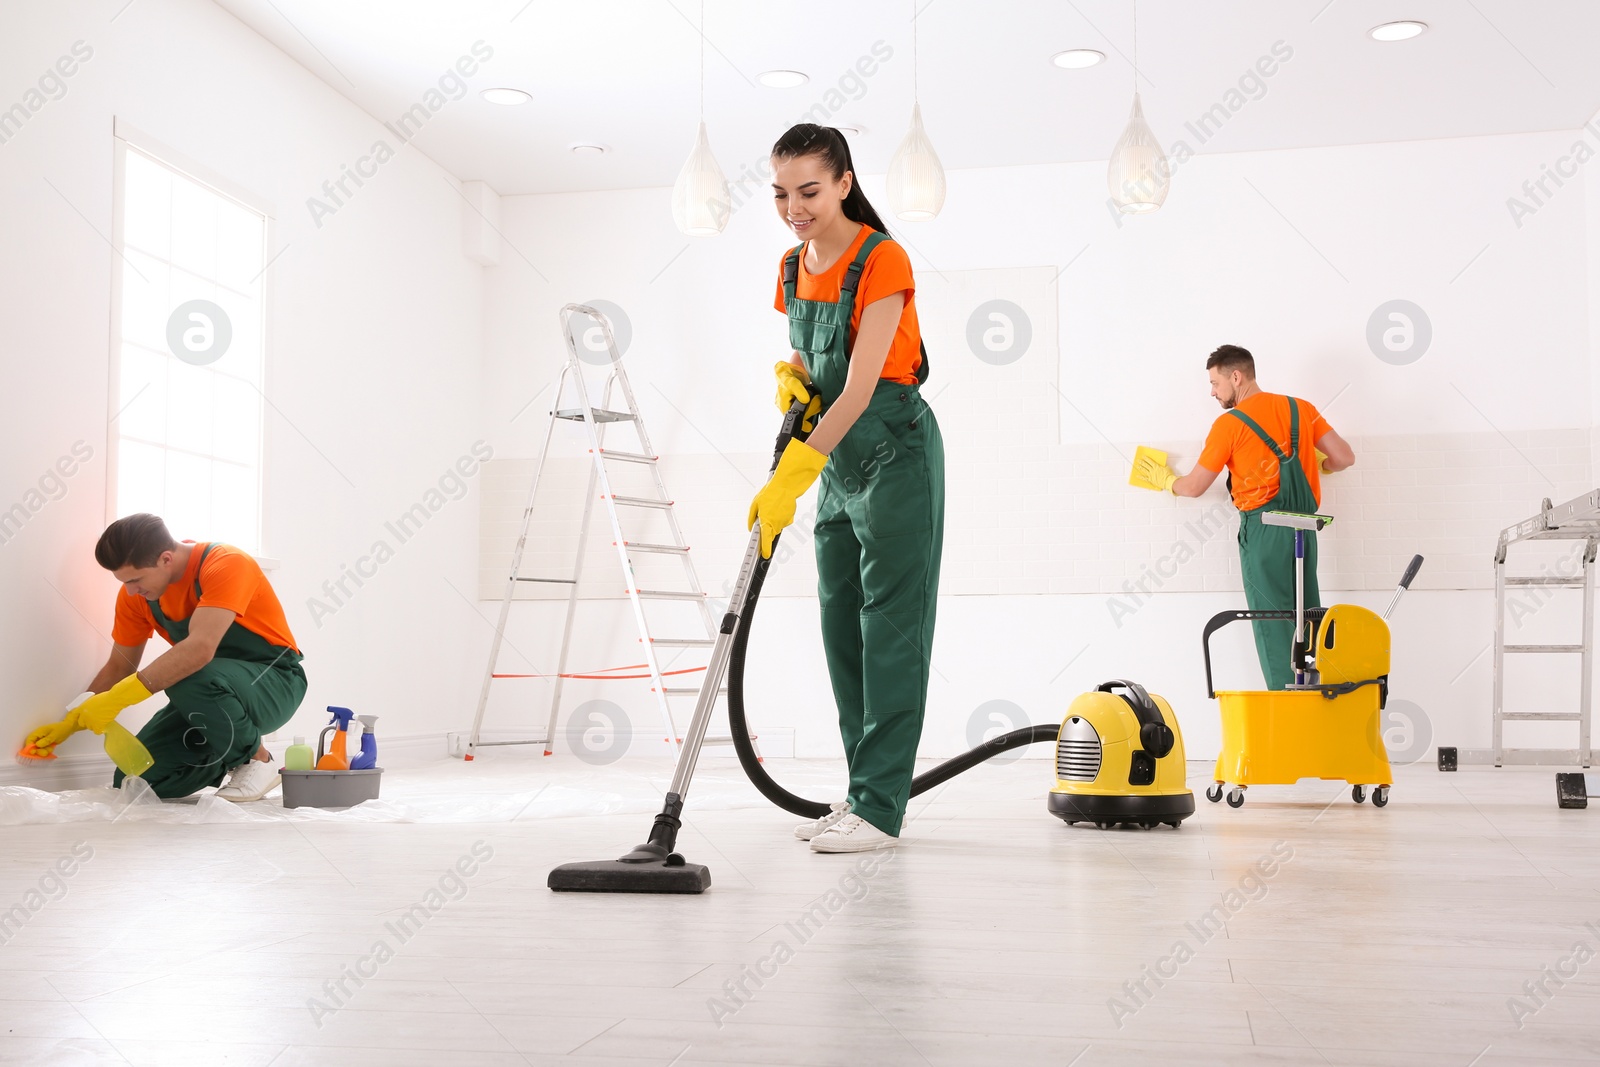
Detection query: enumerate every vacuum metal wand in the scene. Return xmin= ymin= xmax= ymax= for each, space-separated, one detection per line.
xmin=629 ymin=401 xmax=810 ymax=859
xmin=664 ymin=525 xmax=766 ymax=804
xmin=546 ymin=399 xmax=813 ymax=892
xmin=663 ymin=397 xmax=815 ymax=803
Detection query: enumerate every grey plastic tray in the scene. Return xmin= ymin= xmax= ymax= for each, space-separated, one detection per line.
xmin=279 ymin=768 xmax=382 ymax=809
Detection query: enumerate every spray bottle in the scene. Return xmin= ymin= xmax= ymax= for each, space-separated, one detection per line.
xmin=104 ymin=722 xmax=155 ymax=778
xmin=350 ymin=715 xmax=379 ymax=770
xmin=316 ymin=706 xmax=355 ymax=770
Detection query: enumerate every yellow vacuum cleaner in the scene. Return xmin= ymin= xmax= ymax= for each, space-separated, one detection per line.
xmin=1201 ymin=511 xmax=1423 ymax=809
xmin=1049 ymin=679 xmax=1195 ymax=829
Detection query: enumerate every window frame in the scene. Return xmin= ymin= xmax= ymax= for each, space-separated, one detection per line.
xmin=107 ymin=118 xmax=276 ymax=557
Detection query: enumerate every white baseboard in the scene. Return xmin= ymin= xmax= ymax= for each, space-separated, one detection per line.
xmin=378 ymin=732 xmax=457 ymax=758
xmin=0 ymin=753 xmax=116 ymax=791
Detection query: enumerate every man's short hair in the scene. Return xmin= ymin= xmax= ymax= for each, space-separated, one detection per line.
xmin=95 ymin=514 xmax=178 ymax=571
xmin=1206 ymin=344 xmax=1255 ymax=380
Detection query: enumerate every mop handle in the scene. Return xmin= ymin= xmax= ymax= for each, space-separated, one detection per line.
xmin=1293 ymin=528 xmax=1306 ymax=684
xmin=1261 ymin=511 xmax=1329 ymax=684
xmin=1382 ymin=554 xmax=1425 ymax=620
xmin=1294 ymin=528 xmax=1305 ymax=628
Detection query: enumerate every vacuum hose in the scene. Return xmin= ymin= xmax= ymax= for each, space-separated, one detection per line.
xmin=724 ymin=411 xmax=1059 ymax=819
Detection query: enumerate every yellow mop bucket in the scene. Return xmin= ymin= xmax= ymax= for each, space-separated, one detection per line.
xmin=1212 ymin=684 xmax=1389 ymax=791
xmin=1201 ymin=547 xmax=1423 ymax=809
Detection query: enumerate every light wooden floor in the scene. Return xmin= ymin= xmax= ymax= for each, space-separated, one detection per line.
xmin=3 ymin=757 xmax=1599 ymax=1066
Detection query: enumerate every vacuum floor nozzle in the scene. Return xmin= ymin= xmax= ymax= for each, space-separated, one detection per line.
xmin=548 ymin=854 xmax=711 ymax=894
xmin=549 ymin=800 xmax=709 ymax=894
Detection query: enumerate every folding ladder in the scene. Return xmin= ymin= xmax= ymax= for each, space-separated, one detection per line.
xmin=462 ymin=304 xmax=755 ymax=761
xmin=1463 ymin=489 xmax=1599 ymax=767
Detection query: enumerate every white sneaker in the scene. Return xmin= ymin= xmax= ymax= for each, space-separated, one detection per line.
xmin=215 ymin=757 xmax=280 ymax=802
xmin=809 ymin=813 xmax=897 ymax=853
xmin=795 ymin=801 xmax=851 ymax=841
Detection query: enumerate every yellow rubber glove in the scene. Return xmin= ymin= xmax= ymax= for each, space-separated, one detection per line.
xmin=774 ymin=361 xmax=823 ymax=433
xmin=1134 ymin=453 xmax=1178 ymax=494
xmin=26 ymin=711 xmax=82 ymax=752
xmin=24 ymin=692 xmax=96 ymax=753
xmin=747 ymin=439 xmax=828 ymax=559
xmin=1316 ymin=448 xmax=1330 ymax=474
xmin=74 ymin=674 xmax=154 ymax=736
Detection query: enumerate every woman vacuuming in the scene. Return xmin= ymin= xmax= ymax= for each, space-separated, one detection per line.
xmin=749 ymin=124 xmax=945 ymax=854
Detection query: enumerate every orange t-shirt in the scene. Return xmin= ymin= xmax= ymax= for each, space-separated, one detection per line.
xmin=112 ymin=541 xmax=300 ymax=653
xmin=773 ymin=225 xmax=922 ymax=385
xmin=1197 ymin=393 xmax=1331 ymax=512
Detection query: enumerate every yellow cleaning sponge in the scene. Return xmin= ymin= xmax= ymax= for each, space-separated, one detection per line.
xmin=1128 ymin=445 xmax=1170 ymax=491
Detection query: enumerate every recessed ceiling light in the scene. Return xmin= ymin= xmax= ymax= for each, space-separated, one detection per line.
xmin=481 ymin=87 xmax=531 ymax=105
xmin=1369 ymin=20 xmax=1427 ymax=42
xmin=569 ymin=142 xmax=609 ymax=155
xmin=834 ymin=124 xmax=865 ymax=136
xmin=757 ymin=69 xmax=809 ymax=88
xmin=1052 ymin=48 xmax=1106 ymax=69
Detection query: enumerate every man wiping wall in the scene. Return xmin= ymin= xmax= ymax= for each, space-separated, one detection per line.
xmin=26 ymin=513 xmax=306 ymax=800
xmin=1134 ymin=345 xmax=1356 ymax=690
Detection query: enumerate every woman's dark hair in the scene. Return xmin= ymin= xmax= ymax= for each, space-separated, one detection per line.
xmin=95 ymin=513 xmax=178 ymax=571
xmin=771 ymin=124 xmax=891 ymax=236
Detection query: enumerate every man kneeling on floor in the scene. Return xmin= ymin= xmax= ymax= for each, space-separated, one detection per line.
xmin=27 ymin=513 xmax=306 ymax=801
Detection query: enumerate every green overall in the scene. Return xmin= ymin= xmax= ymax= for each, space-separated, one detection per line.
xmin=783 ymin=231 xmax=945 ymax=837
xmin=112 ymin=545 xmax=308 ymax=798
xmin=1229 ymin=398 xmax=1321 ymax=691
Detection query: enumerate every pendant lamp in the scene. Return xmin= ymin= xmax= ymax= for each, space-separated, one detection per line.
xmin=671 ymin=0 xmax=730 ymax=236
xmin=1107 ymin=1 xmax=1169 ymax=214
xmin=887 ymin=3 xmax=946 ymax=221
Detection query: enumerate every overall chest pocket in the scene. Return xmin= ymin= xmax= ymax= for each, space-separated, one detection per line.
xmin=788 ymin=315 xmax=841 ymax=358
xmin=780 ymin=302 xmax=844 ymax=356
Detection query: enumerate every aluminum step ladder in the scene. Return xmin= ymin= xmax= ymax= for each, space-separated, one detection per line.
xmin=461 ymin=303 xmax=757 ymax=762
xmin=1462 ymin=489 xmax=1599 ymax=767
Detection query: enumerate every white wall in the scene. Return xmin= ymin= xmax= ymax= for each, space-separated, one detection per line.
xmin=0 ymin=0 xmax=488 ymax=782
xmin=479 ymin=127 xmax=1598 ymax=765
xmin=1586 ymin=105 xmax=1600 ymax=482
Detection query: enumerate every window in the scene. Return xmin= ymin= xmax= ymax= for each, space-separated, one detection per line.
xmin=111 ymin=134 xmax=267 ymax=553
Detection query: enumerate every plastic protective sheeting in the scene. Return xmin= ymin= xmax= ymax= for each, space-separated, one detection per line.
xmin=0 ymin=758 xmax=847 ymax=826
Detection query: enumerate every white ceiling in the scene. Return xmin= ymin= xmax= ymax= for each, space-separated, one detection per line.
xmin=210 ymin=0 xmax=1600 ymax=196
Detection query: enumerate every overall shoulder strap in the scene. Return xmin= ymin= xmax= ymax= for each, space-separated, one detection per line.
xmin=840 ymin=230 xmax=888 ymax=303
xmin=839 ymin=232 xmax=929 ymax=383
xmin=1226 ymin=408 xmax=1288 ymax=462
xmin=1286 ymin=396 xmax=1301 ymax=456
xmin=193 ymin=543 xmax=216 ymax=598
xmin=782 ymin=243 xmax=804 ymax=306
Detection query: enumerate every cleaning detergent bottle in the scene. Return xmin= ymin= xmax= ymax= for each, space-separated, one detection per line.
xmin=285 ymin=735 xmax=314 ymax=771
xmin=349 ymin=715 xmax=379 ymax=770
xmin=316 ymin=706 xmax=355 ymax=770
xmin=103 ymin=721 xmax=154 ymax=778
